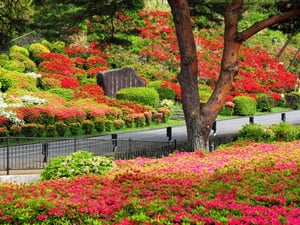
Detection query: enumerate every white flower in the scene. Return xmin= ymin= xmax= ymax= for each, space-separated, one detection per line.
xmin=21 ymin=95 xmax=46 ymax=105
xmin=26 ymin=72 xmax=42 ymax=79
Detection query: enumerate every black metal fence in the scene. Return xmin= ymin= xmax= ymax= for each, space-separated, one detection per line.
xmin=0 ymin=137 xmax=178 ymax=175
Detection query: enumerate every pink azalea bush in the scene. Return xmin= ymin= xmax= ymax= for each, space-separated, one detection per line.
xmin=0 ymin=141 xmax=299 ymax=224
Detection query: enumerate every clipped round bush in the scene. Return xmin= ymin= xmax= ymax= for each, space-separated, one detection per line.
xmin=237 ymin=123 xmax=275 ymax=143
xmin=28 ymin=43 xmax=50 ymax=63
xmin=9 ymin=45 xmax=29 ymax=57
xmin=257 ymin=94 xmax=274 ymax=112
xmin=116 ymin=87 xmax=159 ymax=107
xmin=40 ymin=151 xmax=116 ymax=180
xmin=3 ymin=60 xmax=25 ymax=72
xmin=233 ymin=96 xmax=257 ymax=116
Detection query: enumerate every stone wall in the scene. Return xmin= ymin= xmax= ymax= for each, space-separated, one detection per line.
xmin=97 ymin=67 xmax=145 ymax=97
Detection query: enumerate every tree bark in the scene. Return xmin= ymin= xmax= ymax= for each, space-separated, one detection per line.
xmin=286 ymin=47 xmax=300 ymax=71
xmin=167 ymin=0 xmax=202 ymax=151
xmin=277 ymin=33 xmax=294 ymax=59
xmin=167 ymin=0 xmax=300 ymax=152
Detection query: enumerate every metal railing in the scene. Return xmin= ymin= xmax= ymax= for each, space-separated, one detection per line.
xmin=0 ymin=137 xmax=178 ymax=175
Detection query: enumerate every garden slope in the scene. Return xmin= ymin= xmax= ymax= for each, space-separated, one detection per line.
xmin=0 ymin=141 xmax=299 ymax=224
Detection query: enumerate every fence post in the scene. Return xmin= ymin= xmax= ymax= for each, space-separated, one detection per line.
xmin=174 ymin=139 xmax=177 ymax=150
xmin=167 ymin=127 xmax=172 ymax=141
xmin=112 ymin=134 xmax=117 ymax=152
xmin=212 ymin=121 xmax=217 ymax=135
xmin=249 ymin=116 xmax=254 ymax=123
xmin=42 ymin=142 xmax=49 ymax=163
xmin=129 ymin=138 xmax=132 ymax=151
xmin=74 ymin=138 xmax=77 ymax=152
xmin=281 ymin=113 xmax=286 ymax=122
xmin=6 ymin=137 xmax=10 ymax=175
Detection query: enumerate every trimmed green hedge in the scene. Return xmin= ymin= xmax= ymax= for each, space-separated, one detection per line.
xmin=233 ymin=96 xmax=257 ymax=116
xmin=116 ymin=87 xmax=159 ymax=107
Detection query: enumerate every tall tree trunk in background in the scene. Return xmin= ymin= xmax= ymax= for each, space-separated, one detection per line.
xmin=168 ymin=0 xmax=300 ymax=152
xmin=286 ymin=47 xmax=300 ymax=71
xmin=276 ymin=33 xmax=294 ymax=59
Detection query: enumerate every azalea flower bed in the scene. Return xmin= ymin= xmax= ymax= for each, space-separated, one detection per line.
xmin=0 ymin=141 xmax=299 ymax=224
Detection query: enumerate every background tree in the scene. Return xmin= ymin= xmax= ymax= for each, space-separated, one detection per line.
xmin=0 ymin=0 xmax=33 ymax=48
xmin=167 ymin=0 xmax=300 ymax=151
xmin=31 ymin=0 xmax=144 ymax=43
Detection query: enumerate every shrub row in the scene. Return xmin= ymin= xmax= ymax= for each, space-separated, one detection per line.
xmin=237 ymin=122 xmax=300 ymax=143
xmin=220 ymin=93 xmax=291 ymax=117
xmin=0 ymin=109 xmax=171 ymax=137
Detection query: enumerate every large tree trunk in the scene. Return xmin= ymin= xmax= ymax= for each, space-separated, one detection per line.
xmin=167 ymin=0 xmax=202 ymax=151
xmin=199 ymin=0 xmax=242 ymax=150
xmin=167 ymin=0 xmax=300 ymax=152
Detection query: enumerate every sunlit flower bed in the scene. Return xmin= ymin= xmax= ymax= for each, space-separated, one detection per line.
xmin=0 ymin=141 xmax=299 ymax=224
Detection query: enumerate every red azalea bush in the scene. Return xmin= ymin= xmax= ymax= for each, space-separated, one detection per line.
xmin=74 ymin=84 xmax=105 ymax=102
xmin=0 ymin=141 xmax=299 ymax=224
xmin=60 ymin=77 xmax=80 ymax=89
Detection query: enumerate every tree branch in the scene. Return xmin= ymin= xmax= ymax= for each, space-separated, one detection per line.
xmin=235 ymin=7 xmax=300 ymax=42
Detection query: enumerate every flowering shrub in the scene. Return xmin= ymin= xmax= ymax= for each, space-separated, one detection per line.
xmin=81 ymin=119 xmax=94 ymax=134
xmin=55 ymin=121 xmax=68 ymax=137
xmin=40 ymin=151 xmax=116 ymax=181
xmin=0 ymin=141 xmax=299 ymax=224
xmin=0 ymin=127 xmax=9 ymax=137
xmin=60 ymin=77 xmax=80 ymax=89
xmin=113 ymin=119 xmax=124 ymax=130
xmin=124 ymin=114 xmax=135 ymax=128
xmin=46 ymin=125 xmax=56 ymax=137
xmin=9 ymin=125 xmax=21 ymax=136
xmin=21 ymin=123 xmax=45 ymax=137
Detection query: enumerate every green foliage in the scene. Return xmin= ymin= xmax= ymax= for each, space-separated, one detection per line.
xmin=49 ymin=88 xmax=74 ymax=101
xmin=233 ymin=96 xmax=257 ymax=116
xmin=69 ymin=122 xmax=81 ymax=136
xmin=40 ymin=151 xmax=116 ymax=180
xmin=55 ymin=121 xmax=68 ymax=137
xmin=0 ymin=127 xmax=9 ymax=137
xmin=9 ymin=125 xmax=22 ymax=136
xmin=41 ymin=40 xmax=65 ymax=53
xmin=285 ymin=92 xmax=300 ymax=110
xmin=3 ymin=60 xmax=25 ymax=72
xmin=10 ymin=45 xmax=29 ymax=57
xmin=40 ymin=78 xmax=61 ymax=90
xmin=114 ymin=119 xmax=125 ymax=130
xmin=270 ymin=122 xmax=299 ymax=142
xmin=82 ymin=120 xmax=94 ymax=134
xmin=46 ymin=125 xmax=56 ymax=137
xmin=199 ymin=84 xmax=212 ymax=103
xmin=94 ymin=117 xmax=106 ymax=132
xmin=237 ymin=123 xmax=275 ymax=143
xmin=21 ymin=123 xmax=45 ymax=137
xmin=116 ymin=87 xmax=159 ymax=108
xmin=134 ymin=114 xmax=146 ymax=128
xmin=0 ymin=0 xmax=33 ymax=48
xmin=28 ymin=43 xmax=50 ymax=63
xmin=148 ymin=81 xmax=176 ymax=100
xmin=256 ymin=94 xmax=274 ymax=112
